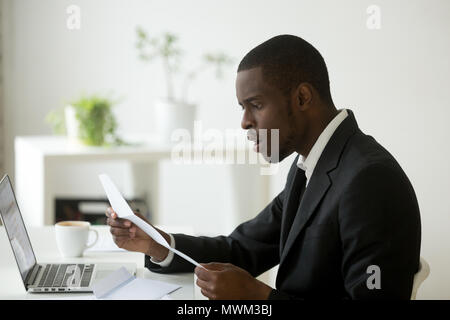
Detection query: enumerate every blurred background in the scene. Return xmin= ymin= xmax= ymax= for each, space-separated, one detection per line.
xmin=0 ymin=0 xmax=449 ymax=299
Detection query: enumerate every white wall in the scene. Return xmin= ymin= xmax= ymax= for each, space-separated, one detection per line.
xmin=2 ymin=0 xmax=450 ymax=299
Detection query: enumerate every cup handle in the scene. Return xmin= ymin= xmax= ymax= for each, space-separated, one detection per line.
xmin=86 ymin=229 xmax=99 ymax=249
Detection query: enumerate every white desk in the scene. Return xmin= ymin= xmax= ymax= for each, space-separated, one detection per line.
xmin=0 ymin=225 xmax=195 ymax=300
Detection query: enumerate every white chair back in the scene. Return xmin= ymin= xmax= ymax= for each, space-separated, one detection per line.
xmin=411 ymin=257 xmax=430 ymax=300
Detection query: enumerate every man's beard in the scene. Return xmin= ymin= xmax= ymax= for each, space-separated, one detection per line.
xmin=260 ymin=98 xmax=296 ymax=163
xmin=274 ymin=135 xmax=295 ymax=163
xmin=261 ymin=125 xmax=295 ymax=164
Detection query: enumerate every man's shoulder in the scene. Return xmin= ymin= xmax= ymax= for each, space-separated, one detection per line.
xmin=337 ymin=130 xmax=411 ymax=186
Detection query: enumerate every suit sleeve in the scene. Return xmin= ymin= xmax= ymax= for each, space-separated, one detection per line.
xmin=145 ymin=189 xmax=285 ymax=277
xmin=338 ymin=162 xmax=421 ymax=299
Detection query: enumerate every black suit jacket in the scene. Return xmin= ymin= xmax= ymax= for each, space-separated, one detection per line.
xmin=145 ymin=110 xmax=421 ymax=299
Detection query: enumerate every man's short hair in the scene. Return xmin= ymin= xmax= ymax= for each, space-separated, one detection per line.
xmin=238 ymin=34 xmax=332 ymax=103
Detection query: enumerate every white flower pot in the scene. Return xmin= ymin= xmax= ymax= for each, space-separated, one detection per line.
xmin=64 ymin=105 xmax=82 ymax=144
xmin=153 ymin=99 xmax=196 ymax=144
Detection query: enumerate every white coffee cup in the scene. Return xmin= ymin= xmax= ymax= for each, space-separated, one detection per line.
xmin=55 ymin=221 xmax=99 ymax=257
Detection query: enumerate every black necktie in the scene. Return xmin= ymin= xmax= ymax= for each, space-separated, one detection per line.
xmin=293 ymin=168 xmax=307 ymax=208
xmin=281 ymin=168 xmax=307 ymax=246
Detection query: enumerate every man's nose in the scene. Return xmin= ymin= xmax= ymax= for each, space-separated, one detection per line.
xmin=241 ymin=109 xmax=255 ymax=130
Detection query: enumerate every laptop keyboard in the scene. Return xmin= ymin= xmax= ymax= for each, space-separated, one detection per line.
xmin=37 ymin=264 xmax=94 ymax=288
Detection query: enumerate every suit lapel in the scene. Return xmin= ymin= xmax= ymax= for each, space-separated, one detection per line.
xmin=279 ymin=110 xmax=359 ymax=264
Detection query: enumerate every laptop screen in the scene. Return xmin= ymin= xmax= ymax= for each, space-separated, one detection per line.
xmin=0 ymin=175 xmax=37 ymax=284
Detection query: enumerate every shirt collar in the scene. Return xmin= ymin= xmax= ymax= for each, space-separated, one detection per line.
xmin=297 ymin=109 xmax=348 ymax=185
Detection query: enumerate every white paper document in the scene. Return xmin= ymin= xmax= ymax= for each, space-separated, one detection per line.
xmin=92 ymin=267 xmax=180 ymax=300
xmin=98 ymin=174 xmax=206 ymax=269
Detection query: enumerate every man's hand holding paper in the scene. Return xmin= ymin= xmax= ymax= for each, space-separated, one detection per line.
xmin=105 ymin=208 xmax=170 ymax=262
xmin=100 ymin=174 xmax=205 ymax=269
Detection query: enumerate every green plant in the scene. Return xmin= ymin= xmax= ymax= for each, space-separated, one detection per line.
xmin=136 ymin=26 xmax=234 ymax=103
xmin=71 ymin=95 xmax=121 ymax=146
xmin=46 ymin=94 xmax=124 ymax=146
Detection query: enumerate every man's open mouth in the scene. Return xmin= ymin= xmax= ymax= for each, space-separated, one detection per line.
xmin=247 ymin=130 xmax=260 ymax=152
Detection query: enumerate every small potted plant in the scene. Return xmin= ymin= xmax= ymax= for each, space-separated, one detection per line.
xmin=46 ymin=94 xmax=123 ymax=146
xmin=136 ymin=26 xmax=234 ymax=143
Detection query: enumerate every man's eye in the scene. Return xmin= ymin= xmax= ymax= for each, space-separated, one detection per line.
xmin=253 ymin=104 xmax=262 ymax=110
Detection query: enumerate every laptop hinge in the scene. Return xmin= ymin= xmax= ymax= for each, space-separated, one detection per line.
xmin=25 ymin=264 xmax=41 ymax=287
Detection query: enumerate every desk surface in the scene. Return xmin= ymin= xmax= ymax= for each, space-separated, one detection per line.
xmin=0 ymin=225 xmax=194 ymax=300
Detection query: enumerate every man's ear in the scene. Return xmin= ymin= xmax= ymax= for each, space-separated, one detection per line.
xmin=294 ymin=83 xmax=313 ymax=110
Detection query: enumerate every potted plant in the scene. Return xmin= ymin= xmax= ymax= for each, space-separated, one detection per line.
xmin=46 ymin=94 xmax=123 ymax=146
xmin=135 ymin=27 xmax=234 ymax=144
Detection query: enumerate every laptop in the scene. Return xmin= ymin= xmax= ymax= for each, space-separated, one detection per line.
xmin=0 ymin=174 xmax=136 ymax=293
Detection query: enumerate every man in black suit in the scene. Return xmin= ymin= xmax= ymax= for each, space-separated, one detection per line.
xmin=106 ymin=35 xmax=421 ymax=299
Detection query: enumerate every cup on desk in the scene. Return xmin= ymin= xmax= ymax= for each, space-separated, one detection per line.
xmin=55 ymin=221 xmax=99 ymax=257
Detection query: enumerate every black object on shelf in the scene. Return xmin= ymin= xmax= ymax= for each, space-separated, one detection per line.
xmin=54 ymin=197 xmax=150 ymax=225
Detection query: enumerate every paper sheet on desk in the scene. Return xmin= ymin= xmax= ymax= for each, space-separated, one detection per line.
xmin=99 ymin=174 xmax=205 ymax=269
xmin=92 ymin=267 xmax=180 ymax=300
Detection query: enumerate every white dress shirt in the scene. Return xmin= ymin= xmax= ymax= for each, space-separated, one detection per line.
xmin=153 ymin=109 xmax=348 ymax=267
xmin=297 ymin=109 xmax=348 ymax=186
xmin=150 ymin=233 xmax=176 ymax=266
